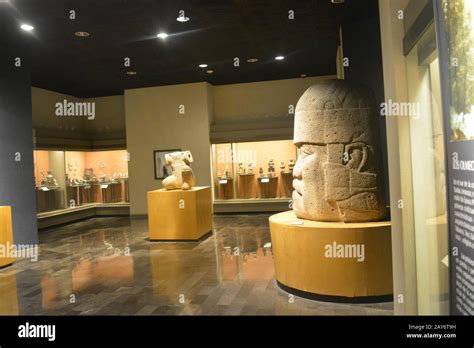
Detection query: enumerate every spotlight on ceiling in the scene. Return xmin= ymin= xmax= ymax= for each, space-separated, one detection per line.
xmin=331 ymin=0 xmax=345 ymax=3
xmin=275 ymin=56 xmax=285 ymax=61
xmin=75 ymin=31 xmax=90 ymax=37
xmin=247 ymin=58 xmax=258 ymax=63
xmin=126 ymin=71 xmax=137 ymax=75
xmin=157 ymin=32 xmax=169 ymax=39
xmin=177 ymin=15 xmax=190 ymax=22
xmin=206 ymin=70 xmax=214 ymax=74
xmin=199 ymin=64 xmax=208 ymax=68
xmin=20 ymin=24 xmax=34 ymax=31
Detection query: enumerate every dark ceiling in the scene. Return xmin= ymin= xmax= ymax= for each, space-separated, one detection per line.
xmin=4 ymin=0 xmax=378 ymax=98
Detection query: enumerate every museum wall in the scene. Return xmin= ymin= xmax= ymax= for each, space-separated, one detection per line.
xmin=212 ymin=75 xmax=334 ymax=122
xmin=32 ymin=87 xmax=126 ymax=149
xmin=124 ymin=82 xmax=213 ymax=216
xmin=378 ymin=0 xmax=415 ymax=315
xmin=0 ymin=12 xmax=39 ymax=245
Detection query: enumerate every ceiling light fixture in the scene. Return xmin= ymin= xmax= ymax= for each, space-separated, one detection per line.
xmin=331 ymin=0 xmax=345 ymax=3
xmin=20 ymin=24 xmax=34 ymax=31
xmin=206 ymin=70 xmax=214 ymax=74
xmin=75 ymin=31 xmax=90 ymax=37
xmin=247 ymin=58 xmax=258 ymax=63
xmin=275 ymin=56 xmax=285 ymax=61
xmin=126 ymin=71 xmax=137 ymax=75
xmin=157 ymin=32 xmax=169 ymax=39
xmin=177 ymin=15 xmax=190 ymax=22
xmin=199 ymin=64 xmax=208 ymax=68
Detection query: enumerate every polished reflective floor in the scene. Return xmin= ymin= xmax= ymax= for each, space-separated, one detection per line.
xmin=0 ymin=215 xmax=393 ymax=315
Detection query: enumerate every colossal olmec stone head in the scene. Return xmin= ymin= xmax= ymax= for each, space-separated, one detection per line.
xmin=292 ymin=79 xmax=386 ymax=222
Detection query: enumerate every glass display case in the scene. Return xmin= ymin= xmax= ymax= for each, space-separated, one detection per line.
xmin=34 ymin=150 xmax=66 ymax=213
xmin=34 ymin=149 xmax=129 ymax=213
xmin=211 ymin=140 xmax=297 ymax=201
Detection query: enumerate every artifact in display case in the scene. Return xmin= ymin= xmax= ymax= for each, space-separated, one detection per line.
xmin=162 ymin=150 xmax=196 ymax=190
xmin=257 ymin=164 xmax=278 ymax=199
xmin=248 ymin=163 xmax=254 ymax=174
xmin=211 ymin=140 xmax=297 ymax=200
xmin=217 ymin=165 xmax=234 ymax=199
xmin=279 ymin=161 xmax=293 ymax=198
xmin=288 ymin=159 xmax=295 ymax=173
xmin=237 ymin=162 xmax=256 ymax=199
xmin=37 ymin=170 xmax=63 ymax=212
xmin=267 ymin=159 xmax=276 ymax=178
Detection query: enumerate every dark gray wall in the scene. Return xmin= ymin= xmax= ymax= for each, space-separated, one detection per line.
xmin=0 ymin=10 xmax=38 ymax=245
xmin=342 ymin=0 xmax=390 ymax=206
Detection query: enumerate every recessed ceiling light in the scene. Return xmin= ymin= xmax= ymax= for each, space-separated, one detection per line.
xmin=199 ymin=64 xmax=208 ymax=68
xmin=206 ymin=70 xmax=214 ymax=74
xmin=275 ymin=56 xmax=285 ymax=61
xmin=177 ymin=15 xmax=190 ymax=22
xmin=126 ymin=71 xmax=137 ymax=75
xmin=20 ymin=24 xmax=34 ymax=31
xmin=331 ymin=0 xmax=345 ymax=3
xmin=157 ymin=32 xmax=169 ymax=39
xmin=247 ymin=58 xmax=258 ymax=63
xmin=75 ymin=31 xmax=90 ymax=37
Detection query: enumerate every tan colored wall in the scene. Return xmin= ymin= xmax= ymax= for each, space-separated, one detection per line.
xmin=379 ymin=0 xmax=416 ymax=315
xmin=32 ymin=87 xmax=125 ymax=143
xmin=32 ymin=87 xmax=85 ymax=131
xmin=84 ymin=95 xmax=126 ymax=135
xmin=213 ymin=75 xmax=335 ymax=122
xmin=124 ymin=82 xmax=212 ymax=216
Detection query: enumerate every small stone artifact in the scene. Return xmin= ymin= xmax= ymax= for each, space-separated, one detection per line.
xmin=288 ymin=160 xmax=295 ymax=174
xmin=292 ymin=79 xmax=386 ymax=222
xmin=238 ymin=162 xmax=246 ymax=175
xmin=46 ymin=171 xmax=58 ymax=187
xmin=280 ymin=161 xmax=286 ymax=174
xmin=248 ymin=163 xmax=254 ymax=174
xmin=268 ymin=159 xmax=275 ymax=177
xmin=259 ymin=167 xmax=264 ymax=178
xmin=162 ymin=151 xmax=196 ymax=190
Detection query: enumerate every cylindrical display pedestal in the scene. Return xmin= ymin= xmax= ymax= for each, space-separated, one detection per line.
xmin=270 ymin=211 xmax=393 ymax=303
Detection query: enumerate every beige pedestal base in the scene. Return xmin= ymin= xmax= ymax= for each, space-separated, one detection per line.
xmin=270 ymin=211 xmax=393 ymax=302
xmin=147 ymin=186 xmax=213 ymax=241
xmin=0 ymin=206 xmax=14 ymax=268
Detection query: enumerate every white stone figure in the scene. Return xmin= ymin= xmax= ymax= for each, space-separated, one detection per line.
xmin=162 ymin=151 xmax=196 ymax=190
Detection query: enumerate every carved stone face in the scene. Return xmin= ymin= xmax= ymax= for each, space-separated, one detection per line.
xmin=292 ymin=80 xmax=386 ymax=222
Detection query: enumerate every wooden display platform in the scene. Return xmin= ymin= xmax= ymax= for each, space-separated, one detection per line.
xmin=216 ymin=178 xmax=234 ymax=199
xmin=237 ymin=174 xmax=256 ymax=198
xmin=257 ymin=176 xmax=278 ymax=198
xmin=279 ymin=172 xmax=293 ymax=198
xmin=269 ymin=211 xmax=393 ymax=302
xmin=147 ymin=186 xmax=213 ymax=241
xmin=0 ymin=206 xmax=14 ymax=268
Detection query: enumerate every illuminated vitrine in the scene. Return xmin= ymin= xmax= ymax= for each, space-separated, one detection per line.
xmin=211 ymin=140 xmax=297 ymax=201
xmin=34 ymin=149 xmax=129 ymax=213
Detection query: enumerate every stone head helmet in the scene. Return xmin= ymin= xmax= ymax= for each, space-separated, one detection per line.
xmin=292 ymin=79 xmax=386 ymax=222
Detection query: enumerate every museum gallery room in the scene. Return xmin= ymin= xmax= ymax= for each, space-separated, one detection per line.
xmin=0 ymin=0 xmax=472 ymax=317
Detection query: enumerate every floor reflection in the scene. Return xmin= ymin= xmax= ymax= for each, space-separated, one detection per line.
xmin=0 ymin=215 xmax=393 ymax=315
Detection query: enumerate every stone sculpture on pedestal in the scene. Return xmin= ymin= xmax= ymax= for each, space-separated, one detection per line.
xmin=292 ymin=79 xmax=386 ymax=222
xmin=162 ymin=151 xmax=196 ymax=190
